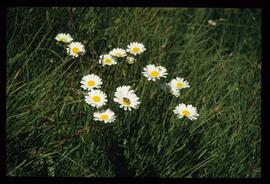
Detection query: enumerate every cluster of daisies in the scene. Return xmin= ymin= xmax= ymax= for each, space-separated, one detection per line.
xmin=142 ymin=65 xmax=199 ymax=121
xmin=79 ymin=42 xmax=145 ymax=123
xmin=55 ymin=33 xmax=199 ymax=123
xmin=80 ymin=74 xmax=140 ymax=123
xmin=98 ymin=42 xmax=146 ymax=66
xmin=55 ymin=33 xmax=85 ymax=58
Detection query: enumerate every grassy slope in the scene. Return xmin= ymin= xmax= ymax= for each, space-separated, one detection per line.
xmin=6 ymin=8 xmax=261 ymax=177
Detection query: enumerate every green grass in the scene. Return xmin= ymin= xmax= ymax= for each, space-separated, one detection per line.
xmin=6 ymin=7 xmax=261 ymax=177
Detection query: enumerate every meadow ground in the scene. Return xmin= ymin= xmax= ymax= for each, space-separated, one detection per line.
xmin=6 ymin=7 xmax=261 ymax=177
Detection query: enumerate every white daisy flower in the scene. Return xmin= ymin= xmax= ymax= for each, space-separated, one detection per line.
xmin=93 ymin=109 xmax=116 ymax=123
xmin=109 ymin=48 xmax=127 ymax=58
xmin=173 ymin=103 xmax=199 ymax=121
xmin=126 ymin=42 xmax=146 ymax=55
xmin=168 ymin=77 xmax=190 ymax=97
xmin=169 ymin=77 xmax=190 ymax=90
xmin=99 ymin=54 xmax=117 ymax=66
xmin=55 ymin=33 xmax=73 ymax=43
xmin=80 ymin=74 xmax=102 ymax=91
xmin=169 ymin=87 xmax=181 ymax=97
xmin=66 ymin=42 xmax=86 ymax=58
xmin=142 ymin=64 xmax=168 ymax=81
xmin=126 ymin=56 xmax=136 ymax=64
xmin=113 ymin=85 xmax=140 ymax=111
xmin=85 ymin=89 xmax=107 ymax=108
xmin=208 ymin=20 xmax=217 ymax=26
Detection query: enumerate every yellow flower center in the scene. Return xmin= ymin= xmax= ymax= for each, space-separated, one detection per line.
xmin=150 ymin=70 xmax=160 ymax=78
xmin=60 ymin=37 xmax=67 ymax=43
xmin=122 ymin=97 xmax=131 ymax=106
xmin=87 ymin=80 xmax=96 ymax=87
xmin=182 ymin=110 xmax=191 ymax=117
xmin=100 ymin=114 xmax=109 ymax=120
xmin=176 ymin=82 xmax=185 ymax=88
xmin=132 ymin=47 xmax=140 ymax=53
xmin=104 ymin=58 xmax=112 ymax=64
xmin=92 ymin=95 xmax=101 ymax=103
xmin=72 ymin=47 xmax=79 ymax=54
